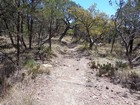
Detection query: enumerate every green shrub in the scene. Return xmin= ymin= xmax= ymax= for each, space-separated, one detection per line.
xmin=24 ymin=59 xmax=37 ymax=69
xmin=67 ymin=29 xmax=73 ymax=35
xmin=96 ymin=61 xmax=127 ymax=77
xmin=24 ymin=59 xmax=39 ymax=79
xmin=115 ymin=61 xmax=127 ymax=68
xmin=40 ymin=46 xmax=56 ymax=58
xmin=40 ymin=46 xmax=48 ymax=53
xmin=97 ymin=62 xmax=117 ymax=77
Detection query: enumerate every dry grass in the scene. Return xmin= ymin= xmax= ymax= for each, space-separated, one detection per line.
xmin=112 ymin=67 xmax=140 ymax=90
xmin=24 ymin=60 xmax=52 ymax=79
xmin=89 ymin=44 xmax=140 ymax=91
xmin=0 ymin=83 xmax=35 ymax=105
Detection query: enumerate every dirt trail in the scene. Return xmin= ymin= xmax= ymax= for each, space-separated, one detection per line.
xmin=1 ymin=44 xmax=140 ymax=105
xmin=32 ymin=45 xmax=140 ymax=105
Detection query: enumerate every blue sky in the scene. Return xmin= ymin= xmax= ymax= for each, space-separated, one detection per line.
xmin=72 ymin=0 xmax=118 ymax=17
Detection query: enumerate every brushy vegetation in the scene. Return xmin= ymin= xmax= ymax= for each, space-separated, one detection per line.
xmin=24 ymin=59 xmax=37 ymax=69
xmin=96 ymin=62 xmax=117 ymax=77
xmin=0 ymin=58 xmax=16 ymax=96
xmin=0 ymin=86 xmax=35 ymax=105
xmin=91 ymin=60 xmax=140 ymax=91
xmin=127 ymin=72 xmax=140 ymax=91
xmin=115 ymin=61 xmax=128 ymax=68
xmin=77 ymin=42 xmax=90 ymax=51
xmin=24 ymin=58 xmax=51 ymax=79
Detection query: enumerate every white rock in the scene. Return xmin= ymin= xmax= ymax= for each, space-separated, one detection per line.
xmin=38 ymin=64 xmax=53 ymax=74
xmin=42 ymin=64 xmax=53 ymax=68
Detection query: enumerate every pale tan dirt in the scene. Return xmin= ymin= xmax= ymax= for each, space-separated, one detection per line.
xmin=1 ymin=43 xmax=140 ymax=105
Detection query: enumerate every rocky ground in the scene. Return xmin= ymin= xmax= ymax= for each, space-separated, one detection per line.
xmin=0 ymin=42 xmax=140 ymax=105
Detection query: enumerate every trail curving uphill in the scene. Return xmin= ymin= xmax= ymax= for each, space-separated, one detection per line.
xmin=32 ymin=45 xmax=140 ymax=105
xmin=1 ymin=43 xmax=140 ymax=105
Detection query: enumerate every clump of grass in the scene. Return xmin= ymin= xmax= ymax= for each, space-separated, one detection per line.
xmin=93 ymin=60 xmax=140 ymax=91
xmin=24 ymin=59 xmax=37 ymax=69
xmin=24 ymin=59 xmax=51 ymax=79
xmin=96 ymin=62 xmax=117 ymax=77
xmin=115 ymin=61 xmax=128 ymax=68
xmin=39 ymin=46 xmax=57 ymax=59
xmin=23 ymin=59 xmax=38 ymax=79
xmin=107 ymin=43 xmax=125 ymax=59
xmin=92 ymin=60 xmax=128 ymax=77
xmin=0 ymin=61 xmax=16 ymax=96
xmin=28 ymin=65 xmax=40 ymax=79
xmin=127 ymin=71 xmax=140 ymax=91
xmin=40 ymin=46 xmax=48 ymax=53
xmin=78 ymin=42 xmax=89 ymax=51
xmin=115 ymin=71 xmax=140 ymax=91
xmin=0 ymin=86 xmax=35 ymax=105
xmin=40 ymin=46 xmax=53 ymax=56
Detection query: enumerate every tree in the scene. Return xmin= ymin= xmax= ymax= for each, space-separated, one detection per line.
xmin=42 ymin=0 xmax=64 ymax=49
xmin=114 ymin=0 xmax=140 ymax=68
xmin=70 ymin=4 xmax=109 ymax=49
xmin=59 ymin=0 xmax=79 ymax=41
xmin=69 ymin=6 xmax=96 ymax=48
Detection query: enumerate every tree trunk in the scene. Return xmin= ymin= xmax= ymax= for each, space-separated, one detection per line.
xmin=86 ymin=27 xmax=93 ymax=49
xmin=110 ymin=33 xmax=116 ymax=53
xmin=37 ymin=25 xmax=42 ymax=49
xmin=20 ymin=36 xmax=27 ymax=49
xmin=128 ymin=39 xmax=134 ymax=55
xmin=16 ymin=1 xmax=21 ymax=66
xmin=20 ymin=16 xmax=27 ymax=49
xmin=126 ymin=46 xmax=133 ymax=68
xmin=49 ymin=18 xmax=52 ymax=50
xmin=59 ymin=25 xmax=70 ymax=41
xmin=89 ymin=38 xmax=93 ymax=49
xmin=29 ymin=18 xmax=33 ymax=49
xmin=28 ymin=0 xmax=35 ymax=49
xmin=3 ymin=18 xmax=15 ymax=47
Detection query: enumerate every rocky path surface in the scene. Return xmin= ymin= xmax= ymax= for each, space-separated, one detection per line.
xmin=1 ymin=44 xmax=140 ymax=105
xmin=32 ymin=46 xmax=140 ymax=105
